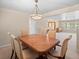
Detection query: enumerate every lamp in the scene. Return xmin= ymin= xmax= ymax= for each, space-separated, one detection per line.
xmin=31 ymin=0 xmax=43 ymax=20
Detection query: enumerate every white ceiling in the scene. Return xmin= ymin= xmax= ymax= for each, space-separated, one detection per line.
xmin=0 ymin=0 xmax=79 ymax=14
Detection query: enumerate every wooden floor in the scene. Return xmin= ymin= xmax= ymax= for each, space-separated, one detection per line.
xmin=0 ymin=33 xmax=79 ymax=59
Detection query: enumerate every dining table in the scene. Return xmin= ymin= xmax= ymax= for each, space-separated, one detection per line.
xmin=20 ymin=34 xmax=60 ymax=59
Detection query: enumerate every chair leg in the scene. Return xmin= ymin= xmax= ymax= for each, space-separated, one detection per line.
xmin=59 ymin=55 xmax=65 ymax=59
xmin=10 ymin=49 xmax=14 ymax=59
xmin=58 ymin=57 xmax=63 ymax=59
xmin=53 ymin=46 xmax=56 ymax=50
xmin=63 ymin=55 xmax=65 ymax=59
xmin=15 ymin=52 xmax=18 ymax=59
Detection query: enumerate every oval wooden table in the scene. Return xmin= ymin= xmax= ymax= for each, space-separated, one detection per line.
xmin=20 ymin=34 xmax=60 ymax=59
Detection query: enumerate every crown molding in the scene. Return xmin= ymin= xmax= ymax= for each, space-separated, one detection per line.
xmin=0 ymin=8 xmax=30 ymax=15
xmin=44 ymin=4 xmax=79 ymax=17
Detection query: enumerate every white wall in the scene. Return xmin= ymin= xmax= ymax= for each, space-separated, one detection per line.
xmin=29 ymin=18 xmax=38 ymax=34
xmin=35 ymin=18 xmax=60 ymax=34
xmin=35 ymin=18 xmax=48 ymax=34
xmin=0 ymin=8 xmax=29 ymax=46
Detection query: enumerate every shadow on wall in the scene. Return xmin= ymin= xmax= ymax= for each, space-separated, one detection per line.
xmin=0 ymin=9 xmax=29 ymax=46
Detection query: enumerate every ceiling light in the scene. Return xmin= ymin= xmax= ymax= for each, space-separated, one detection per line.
xmin=31 ymin=0 xmax=43 ymax=20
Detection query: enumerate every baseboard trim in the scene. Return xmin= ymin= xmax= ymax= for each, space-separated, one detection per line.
xmin=0 ymin=44 xmax=10 ymax=48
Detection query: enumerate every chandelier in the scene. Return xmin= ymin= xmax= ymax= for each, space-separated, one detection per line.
xmin=31 ymin=0 xmax=43 ymax=20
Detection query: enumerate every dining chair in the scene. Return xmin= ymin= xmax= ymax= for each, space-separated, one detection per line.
xmin=8 ymin=32 xmax=16 ymax=59
xmin=9 ymin=34 xmax=23 ymax=59
xmin=48 ymin=35 xmax=72 ymax=59
xmin=47 ymin=30 xmax=57 ymax=50
xmin=13 ymin=37 xmax=23 ymax=59
xmin=13 ymin=35 xmax=34 ymax=59
xmin=8 ymin=32 xmax=34 ymax=59
xmin=47 ymin=29 xmax=56 ymax=39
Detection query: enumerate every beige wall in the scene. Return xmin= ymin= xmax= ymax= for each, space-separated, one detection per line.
xmin=0 ymin=8 xmax=29 ymax=46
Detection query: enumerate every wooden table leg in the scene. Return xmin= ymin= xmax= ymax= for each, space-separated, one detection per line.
xmin=36 ymin=55 xmax=48 ymax=59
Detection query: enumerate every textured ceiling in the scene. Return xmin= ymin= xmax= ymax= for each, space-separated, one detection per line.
xmin=0 ymin=0 xmax=79 ymax=14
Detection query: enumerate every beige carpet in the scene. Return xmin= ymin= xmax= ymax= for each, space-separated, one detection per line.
xmin=0 ymin=46 xmax=12 ymax=59
xmin=0 ymin=45 xmax=79 ymax=59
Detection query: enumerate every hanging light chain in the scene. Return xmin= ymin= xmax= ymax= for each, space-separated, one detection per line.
xmin=35 ymin=0 xmax=39 ymax=14
xmin=35 ymin=3 xmax=39 ymax=14
xmin=31 ymin=0 xmax=43 ymax=20
xmin=35 ymin=0 xmax=38 ymax=3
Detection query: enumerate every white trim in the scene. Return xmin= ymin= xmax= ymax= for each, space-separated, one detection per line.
xmin=0 ymin=44 xmax=10 ymax=48
xmin=44 ymin=4 xmax=79 ymax=16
